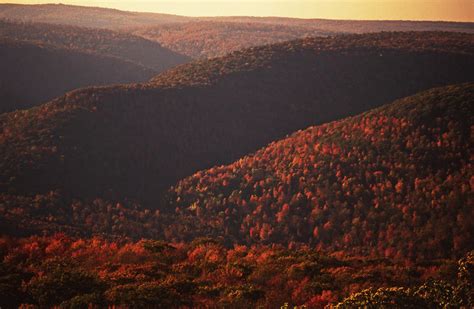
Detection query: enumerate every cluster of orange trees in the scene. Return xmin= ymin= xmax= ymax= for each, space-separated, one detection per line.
xmin=1 ymin=234 xmax=472 ymax=308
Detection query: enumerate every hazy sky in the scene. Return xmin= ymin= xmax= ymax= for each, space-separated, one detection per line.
xmin=3 ymin=1 xmax=474 ymax=21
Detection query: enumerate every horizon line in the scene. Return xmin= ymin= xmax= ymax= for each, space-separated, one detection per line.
xmin=1 ymin=2 xmax=473 ymax=23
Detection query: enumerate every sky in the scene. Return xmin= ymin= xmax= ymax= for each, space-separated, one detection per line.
xmin=3 ymin=1 xmax=474 ymax=21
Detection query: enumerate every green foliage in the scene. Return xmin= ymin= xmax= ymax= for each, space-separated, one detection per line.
xmin=337 ymin=251 xmax=474 ymax=308
xmin=335 ymin=287 xmax=427 ymax=308
xmin=0 ymin=262 xmax=30 ymax=308
xmin=142 ymin=240 xmax=176 ymax=254
xmin=105 ymin=282 xmax=181 ymax=307
xmin=415 ymin=280 xmax=458 ymax=308
xmin=222 ymin=284 xmax=265 ymax=307
xmin=28 ymin=266 xmax=105 ymax=307
xmin=456 ymin=251 xmax=474 ymax=306
xmin=59 ymin=293 xmax=105 ymax=309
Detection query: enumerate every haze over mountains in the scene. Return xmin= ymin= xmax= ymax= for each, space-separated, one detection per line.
xmin=0 ymin=3 xmax=190 ymax=29
xmin=0 ymin=19 xmax=189 ymax=112
xmin=0 ymin=20 xmax=189 ymax=71
xmin=0 ymin=3 xmax=473 ymax=308
xmin=1 ymin=3 xmax=473 ymax=34
xmin=132 ymin=21 xmax=332 ymax=59
xmin=1 ymin=3 xmax=473 ymax=59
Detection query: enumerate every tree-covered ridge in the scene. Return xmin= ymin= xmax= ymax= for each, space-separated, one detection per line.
xmin=207 ymin=16 xmax=474 ymax=35
xmin=150 ymin=32 xmax=474 ymax=88
xmin=0 ymin=32 xmax=472 ymax=205
xmin=1 ymin=234 xmax=471 ymax=308
xmin=132 ymin=21 xmax=332 ymax=59
xmin=0 ymin=39 xmax=156 ymax=113
xmin=166 ymin=84 xmax=474 ymax=260
xmin=0 ymin=19 xmax=190 ymax=71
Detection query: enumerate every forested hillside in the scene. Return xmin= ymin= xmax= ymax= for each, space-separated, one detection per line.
xmin=0 ymin=39 xmax=156 ymax=113
xmin=0 ymin=20 xmax=189 ymax=71
xmin=0 ymin=32 xmax=472 ymax=203
xmin=164 ymin=84 xmax=474 ymax=261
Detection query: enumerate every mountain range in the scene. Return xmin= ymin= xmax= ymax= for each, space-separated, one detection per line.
xmin=0 ymin=32 xmax=472 ymax=205
xmin=0 ymin=4 xmax=473 ymax=307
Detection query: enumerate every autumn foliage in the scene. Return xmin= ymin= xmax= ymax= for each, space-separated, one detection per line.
xmin=1 ymin=234 xmax=472 ymax=308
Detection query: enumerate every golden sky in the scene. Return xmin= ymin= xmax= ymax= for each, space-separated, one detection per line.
xmin=3 ymin=1 xmax=474 ymax=21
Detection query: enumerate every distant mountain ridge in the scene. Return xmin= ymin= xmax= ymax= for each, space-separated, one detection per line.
xmin=1 ymin=3 xmax=472 ymax=34
xmin=132 ymin=21 xmax=333 ymax=59
xmin=150 ymin=32 xmax=474 ymax=88
xmin=0 ymin=19 xmax=190 ymax=71
xmin=2 ymin=3 xmax=472 ymax=60
xmin=208 ymin=16 xmax=474 ymax=34
xmin=0 ymin=3 xmax=190 ymax=29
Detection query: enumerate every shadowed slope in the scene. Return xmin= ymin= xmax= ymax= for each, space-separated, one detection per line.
xmin=0 ymin=20 xmax=190 ymax=71
xmin=0 ymin=39 xmax=157 ymax=112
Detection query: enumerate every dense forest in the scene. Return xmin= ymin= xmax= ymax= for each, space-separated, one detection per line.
xmin=0 ymin=39 xmax=156 ymax=113
xmin=132 ymin=21 xmax=332 ymax=58
xmin=0 ymin=32 xmax=472 ymax=204
xmin=0 ymin=20 xmax=189 ymax=71
xmin=1 ymin=235 xmax=472 ymax=308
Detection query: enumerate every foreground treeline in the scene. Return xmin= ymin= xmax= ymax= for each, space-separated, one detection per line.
xmin=0 ymin=234 xmax=472 ymax=308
